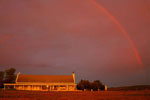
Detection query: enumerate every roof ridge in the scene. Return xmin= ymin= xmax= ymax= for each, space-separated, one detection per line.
xmin=20 ymin=74 xmax=72 ymax=76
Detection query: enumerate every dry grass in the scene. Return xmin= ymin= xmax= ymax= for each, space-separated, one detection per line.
xmin=0 ymin=90 xmax=150 ymax=100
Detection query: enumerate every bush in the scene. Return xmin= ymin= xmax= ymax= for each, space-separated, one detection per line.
xmin=0 ymin=71 xmax=4 ymax=88
xmin=77 ymin=80 xmax=105 ymax=91
xmin=0 ymin=68 xmax=16 ymax=88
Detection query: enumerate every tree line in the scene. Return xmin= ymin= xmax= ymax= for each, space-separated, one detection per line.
xmin=77 ymin=80 xmax=105 ymax=91
xmin=0 ymin=68 xmax=16 ymax=88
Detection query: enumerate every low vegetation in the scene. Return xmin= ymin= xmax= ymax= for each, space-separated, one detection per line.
xmin=0 ymin=90 xmax=150 ymax=100
xmin=77 ymin=80 xmax=105 ymax=91
xmin=0 ymin=68 xmax=16 ymax=88
xmin=109 ymin=85 xmax=150 ymax=91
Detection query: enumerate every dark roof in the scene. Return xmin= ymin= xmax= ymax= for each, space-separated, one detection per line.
xmin=17 ymin=74 xmax=74 ymax=83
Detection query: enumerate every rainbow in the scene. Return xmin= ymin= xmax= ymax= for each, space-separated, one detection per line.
xmin=89 ymin=0 xmax=143 ymax=65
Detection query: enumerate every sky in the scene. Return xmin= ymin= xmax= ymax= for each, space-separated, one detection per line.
xmin=0 ymin=0 xmax=150 ymax=87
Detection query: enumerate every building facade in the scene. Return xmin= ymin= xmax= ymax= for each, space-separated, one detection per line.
xmin=4 ymin=72 xmax=76 ymax=91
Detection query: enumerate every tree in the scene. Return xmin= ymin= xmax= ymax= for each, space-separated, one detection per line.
xmin=91 ymin=80 xmax=105 ymax=91
xmin=0 ymin=71 xmax=4 ymax=88
xmin=77 ymin=80 xmax=105 ymax=91
xmin=77 ymin=80 xmax=90 ymax=90
xmin=4 ymin=68 xmax=16 ymax=83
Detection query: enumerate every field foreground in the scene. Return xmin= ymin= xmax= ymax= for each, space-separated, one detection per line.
xmin=0 ymin=90 xmax=150 ymax=100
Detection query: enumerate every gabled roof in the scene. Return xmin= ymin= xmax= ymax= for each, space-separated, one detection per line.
xmin=17 ymin=74 xmax=74 ymax=83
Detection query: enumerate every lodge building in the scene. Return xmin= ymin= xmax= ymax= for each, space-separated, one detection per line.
xmin=4 ymin=72 xmax=76 ymax=91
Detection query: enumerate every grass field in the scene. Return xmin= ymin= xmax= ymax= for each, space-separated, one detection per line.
xmin=0 ymin=90 xmax=150 ymax=100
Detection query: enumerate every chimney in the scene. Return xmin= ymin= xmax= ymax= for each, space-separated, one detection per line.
xmin=15 ymin=72 xmax=20 ymax=83
xmin=72 ymin=72 xmax=75 ymax=83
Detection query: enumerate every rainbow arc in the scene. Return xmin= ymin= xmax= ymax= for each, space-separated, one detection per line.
xmin=89 ymin=0 xmax=143 ymax=65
